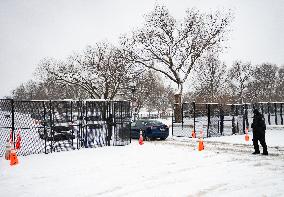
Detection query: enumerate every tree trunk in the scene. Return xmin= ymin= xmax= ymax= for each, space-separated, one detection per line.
xmin=174 ymin=84 xmax=183 ymax=123
xmin=174 ymin=93 xmax=182 ymax=123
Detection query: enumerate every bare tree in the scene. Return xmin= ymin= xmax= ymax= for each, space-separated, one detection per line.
xmin=118 ymin=69 xmax=167 ymax=116
xmin=227 ymin=60 xmax=252 ymax=103
xmin=275 ymin=65 xmax=284 ymax=101
xmin=121 ymin=5 xmax=232 ymax=93
xmin=192 ymin=53 xmax=228 ymax=103
xmin=247 ymin=63 xmax=278 ymax=102
xmin=11 ymin=78 xmax=88 ymax=100
xmin=12 ymin=80 xmax=41 ymax=100
xmin=12 ymin=84 xmax=27 ymax=100
xmin=142 ymin=71 xmax=169 ymax=114
xmin=121 ymin=5 xmax=233 ymax=121
xmin=36 ymin=42 xmax=137 ymax=99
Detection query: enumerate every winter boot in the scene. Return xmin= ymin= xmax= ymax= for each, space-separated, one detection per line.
xmin=260 ymin=141 xmax=268 ymax=155
xmin=252 ymin=139 xmax=260 ymax=154
xmin=252 ymin=150 xmax=260 ymax=154
xmin=262 ymin=148 xmax=268 ymax=155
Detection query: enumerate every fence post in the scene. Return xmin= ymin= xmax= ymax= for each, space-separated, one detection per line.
xmin=171 ymin=111 xmax=174 ymax=136
xmin=78 ymin=101 xmax=83 ymax=149
xmin=231 ymin=105 xmax=236 ymax=135
xmin=120 ymin=101 xmax=123 ymax=145
xmin=84 ymin=102 xmax=88 ymax=148
xmin=207 ymin=104 xmax=210 ymax=138
xmin=243 ymin=104 xmax=246 ymax=134
xmin=219 ymin=105 xmax=224 ymax=135
xmin=129 ymin=102 xmax=131 ymax=143
xmin=268 ymin=103 xmax=271 ymax=125
xmin=281 ymin=103 xmax=283 ymax=125
xmin=274 ymin=103 xmax=278 ymax=125
xmin=193 ymin=102 xmax=196 ymax=134
xmin=49 ymin=100 xmax=53 ymax=153
xmin=181 ymin=103 xmax=184 ymax=129
xmin=11 ymin=99 xmax=15 ymax=147
xmin=70 ymin=101 xmax=74 ymax=147
xmin=43 ymin=101 xmax=47 ymax=154
xmin=260 ymin=103 xmax=264 ymax=117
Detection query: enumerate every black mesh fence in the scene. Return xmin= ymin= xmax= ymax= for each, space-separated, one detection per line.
xmin=112 ymin=101 xmax=131 ymax=146
xmin=0 ymin=99 xmax=13 ymax=157
xmin=0 ymin=99 xmax=131 ymax=157
xmin=207 ymin=104 xmax=220 ymax=137
xmin=170 ymin=103 xmax=193 ymax=138
xmin=220 ymin=104 xmax=233 ymax=136
xmin=172 ymin=102 xmax=284 ymax=139
xmin=84 ymin=101 xmax=107 ymax=148
xmin=14 ymin=100 xmax=46 ymax=156
xmin=231 ymin=104 xmax=245 ymax=135
xmin=47 ymin=101 xmax=78 ymax=153
xmin=194 ymin=103 xmax=208 ymax=138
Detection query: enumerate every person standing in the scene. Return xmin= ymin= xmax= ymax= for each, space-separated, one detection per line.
xmin=219 ymin=106 xmax=224 ymax=135
xmin=251 ymin=109 xmax=268 ymax=155
xmin=106 ymin=114 xmax=115 ymax=146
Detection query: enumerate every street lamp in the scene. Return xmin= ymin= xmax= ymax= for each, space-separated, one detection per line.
xmin=129 ymin=82 xmax=137 ymax=121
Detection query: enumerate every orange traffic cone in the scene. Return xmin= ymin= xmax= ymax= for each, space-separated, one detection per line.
xmin=139 ymin=130 xmax=144 ymax=145
xmin=10 ymin=149 xmax=19 ymax=166
xmin=245 ymin=128 xmax=250 ymax=141
xmin=198 ymin=138 xmax=204 ymax=151
xmin=198 ymin=130 xmax=204 ymax=151
xmin=192 ymin=130 xmax=196 ymax=138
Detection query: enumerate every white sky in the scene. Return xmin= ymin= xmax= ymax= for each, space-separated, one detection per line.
xmin=0 ymin=0 xmax=283 ymax=98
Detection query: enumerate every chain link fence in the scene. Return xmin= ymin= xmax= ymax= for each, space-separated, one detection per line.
xmin=172 ymin=102 xmax=284 ymax=138
xmin=0 ymin=99 xmax=131 ymax=157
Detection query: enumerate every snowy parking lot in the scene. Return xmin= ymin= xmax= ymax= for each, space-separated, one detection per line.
xmin=1 ymin=126 xmax=284 ymax=197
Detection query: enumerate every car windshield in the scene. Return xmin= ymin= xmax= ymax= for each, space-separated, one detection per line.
xmin=142 ymin=120 xmax=163 ymax=126
xmin=131 ymin=120 xmax=164 ymax=127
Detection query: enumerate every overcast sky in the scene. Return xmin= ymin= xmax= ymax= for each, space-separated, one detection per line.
xmin=0 ymin=0 xmax=283 ymax=98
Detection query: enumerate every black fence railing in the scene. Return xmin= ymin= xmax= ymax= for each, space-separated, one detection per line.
xmin=172 ymin=102 xmax=284 ymax=138
xmin=0 ymin=99 xmax=131 ymax=157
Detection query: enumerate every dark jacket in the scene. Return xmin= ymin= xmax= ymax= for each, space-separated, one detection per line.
xmin=251 ymin=112 xmax=266 ymax=138
xmin=106 ymin=115 xmax=115 ymax=127
xmin=106 ymin=115 xmax=115 ymax=136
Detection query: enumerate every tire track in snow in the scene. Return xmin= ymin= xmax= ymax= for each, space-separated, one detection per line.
xmin=150 ymin=139 xmax=284 ymax=158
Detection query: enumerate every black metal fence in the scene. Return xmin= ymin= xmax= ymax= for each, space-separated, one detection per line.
xmin=172 ymin=102 xmax=284 ymax=138
xmin=0 ymin=99 xmax=131 ymax=157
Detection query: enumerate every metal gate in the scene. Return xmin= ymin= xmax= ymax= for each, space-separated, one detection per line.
xmin=0 ymin=99 xmax=131 ymax=157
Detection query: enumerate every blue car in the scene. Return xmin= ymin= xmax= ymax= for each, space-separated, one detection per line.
xmin=131 ymin=119 xmax=169 ymax=140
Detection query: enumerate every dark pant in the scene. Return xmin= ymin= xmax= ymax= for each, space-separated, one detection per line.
xmin=253 ymin=134 xmax=267 ymax=153
xmin=106 ymin=128 xmax=112 ymax=146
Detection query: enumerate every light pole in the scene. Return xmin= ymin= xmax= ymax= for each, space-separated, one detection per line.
xmin=129 ymin=82 xmax=137 ymax=121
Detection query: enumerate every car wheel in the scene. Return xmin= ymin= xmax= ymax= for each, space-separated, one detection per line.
xmin=144 ymin=136 xmax=151 ymax=141
xmin=160 ymin=137 xmax=166 ymax=140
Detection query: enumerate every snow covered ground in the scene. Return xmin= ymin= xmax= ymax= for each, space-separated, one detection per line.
xmin=1 ymin=126 xmax=284 ymax=197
